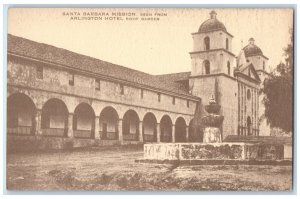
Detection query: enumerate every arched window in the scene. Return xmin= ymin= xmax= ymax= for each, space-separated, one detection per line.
xmin=226 ymin=38 xmax=229 ymax=50
xmin=204 ymin=36 xmax=210 ymax=50
xmin=204 ymin=60 xmax=210 ymax=75
xmin=227 ymin=61 xmax=230 ymax=75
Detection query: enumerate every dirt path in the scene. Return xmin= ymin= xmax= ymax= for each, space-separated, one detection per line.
xmin=6 ymin=146 xmax=293 ymax=191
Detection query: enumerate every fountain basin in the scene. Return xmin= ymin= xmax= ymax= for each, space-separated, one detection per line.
xmin=201 ymin=115 xmax=224 ymax=127
xmin=204 ymin=103 xmax=221 ymax=114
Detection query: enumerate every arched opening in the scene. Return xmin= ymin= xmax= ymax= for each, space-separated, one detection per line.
xmin=41 ymin=98 xmax=68 ymax=137
xmin=226 ymin=38 xmax=229 ymax=50
xmin=99 ymin=106 xmax=119 ymax=140
xmin=73 ymin=103 xmax=95 ymax=138
xmin=188 ymin=119 xmax=196 ymax=142
xmin=247 ymin=116 xmax=252 ymax=136
xmin=122 ymin=110 xmax=139 ymax=141
xmin=227 ymin=61 xmax=231 ymax=75
xmin=143 ymin=112 xmax=157 ymax=142
xmin=204 ymin=36 xmax=210 ymax=50
xmin=160 ymin=115 xmax=172 ymax=142
xmin=204 ymin=60 xmax=210 ymax=75
xmin=7 ymin=93 xmax=36 ymax=135
xmin=175 ymin=117 xmax=187 ymax=142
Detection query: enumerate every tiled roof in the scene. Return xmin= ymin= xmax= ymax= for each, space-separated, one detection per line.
xmin=156 ymin=72 xmax=191 ymax=82
xmin=7 ymin=34 xmax=199 ymax=100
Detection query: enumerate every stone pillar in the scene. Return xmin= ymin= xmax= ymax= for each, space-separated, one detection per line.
xmin=139 ymin=121 xmax=143 ymax=142
xmin=172 ymin=124 xmax=175 ymax=143
xmin=94 ymin=116 xmax=100 ymax=139
xmin=67 ymin=113 xmax=74 ymax=138
xmin=186 ymin=126 xmax=189 ymax=142
xmin=118 ymin=119 xmax=123 ymax=143
xmin=35 ymin=109 xmax=42 ymax=135
xmin=156 ymin=123 xmax=161 ymax=143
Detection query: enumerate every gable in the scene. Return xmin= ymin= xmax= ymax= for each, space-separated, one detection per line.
xmin=235 ymin=63 xmax=261 ymax=82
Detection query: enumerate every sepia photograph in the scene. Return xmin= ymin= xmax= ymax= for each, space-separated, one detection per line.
xmin=5 ymin=7 xmax=294 ymax=192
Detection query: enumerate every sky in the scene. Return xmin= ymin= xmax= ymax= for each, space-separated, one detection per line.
xmin=8 ymin=8 xmax=293 ymax=75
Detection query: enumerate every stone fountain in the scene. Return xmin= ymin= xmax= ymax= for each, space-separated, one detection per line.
xmin=137 ymin=97 xmax=289 ymax=165
xmin=202 ymin=96 xmax=224 ymax=143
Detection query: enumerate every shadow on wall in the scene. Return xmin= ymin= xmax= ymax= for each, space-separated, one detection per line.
xmin=189 ymin=102 xmax=204 ymax=142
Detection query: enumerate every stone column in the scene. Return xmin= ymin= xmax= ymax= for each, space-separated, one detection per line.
xmin=67 ymin=113 xmax=74 ymax=138
xmin=172 ymin=124 xmax=175 ymax=143
xmin=139 ymin=121 xmax=143 ymax=142
xmin=94 ymin=116 xmax=100 ymax=139
xmin=186 ymin=126 xmax=189 ymax=142
xmin=118 ymin=119 xmax=123 ymax=143
xmin=35 ymin=109 xmax=42 ymax=135
xmin=156 ymin=123 xmax=161 ymax=143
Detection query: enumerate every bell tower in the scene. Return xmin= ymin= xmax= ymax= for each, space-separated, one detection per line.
xmin=190 ymin=10 xmax=235 ymax=77
xmin=189 ymin=10 xmax=238 ymax=140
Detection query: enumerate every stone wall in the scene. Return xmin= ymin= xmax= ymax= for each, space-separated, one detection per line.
xmin=7 ymin=56 xmax=196 ymax=125
xmin=7 ymin=135 xmax=123 ymax=153
xmin=144 ymin=143 xmax=287 ymax=161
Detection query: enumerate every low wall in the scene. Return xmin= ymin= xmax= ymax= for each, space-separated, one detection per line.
xmin=144 ymin=143 xmax=286 ymax=161
xmin=7 ymin=135 xmax=123 ymax=153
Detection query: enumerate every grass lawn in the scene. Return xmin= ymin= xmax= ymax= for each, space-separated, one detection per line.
xmin=6 ymin=145 xmax=293 ymax=191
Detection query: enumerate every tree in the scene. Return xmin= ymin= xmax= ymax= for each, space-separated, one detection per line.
xmin=262 ymin=28 xmax=293 ymax=133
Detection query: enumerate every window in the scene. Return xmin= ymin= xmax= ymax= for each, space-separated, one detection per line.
xmin=187 ymin=100 xmax=190 ymax=108
xmin=95 ymin=79 xmax=100 ymax=90
xmin=204 ymin=36 xmax=210 ymax=50
xmin=247 ymin=89 xmax=251 ymax=100
xmin=158 ymin=93 xmax=161 ymax=102
xmin=204 ymin=60 xmax=210 ymax=75
xmin=263 ymin=61 xmax=265 ymax=71
xmin=172 ymin=97 xmax=175 ymax=105
xmin=37 ymin=66 xmax=43 ymax=79
xmin=140 ymin=89 xmax=144 ymax=99
xmin=69 ymin=74 xmax=74 ymax=86
xmin=120 ymin=84 xmax=124 ymax=95
xmin=227 ymin=61 xmax=230 ymax=75
xmin=226 ymin=38 xmax=229 ymax=50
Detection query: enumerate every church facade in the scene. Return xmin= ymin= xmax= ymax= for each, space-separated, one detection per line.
xmin=189 ymin=10 xmax=271 ymax=139
xmin=6 ymin=10 xmax=271 ymax=149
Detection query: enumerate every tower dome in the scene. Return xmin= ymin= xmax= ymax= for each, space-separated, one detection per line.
xmin=243 ymin=38 xmax=263 ymax=57
xmin=198 ymin=10 xmax=227 ymax=33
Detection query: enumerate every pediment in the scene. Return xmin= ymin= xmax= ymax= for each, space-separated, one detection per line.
xmin=235 ymin=63 xmax=261 ymax=82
